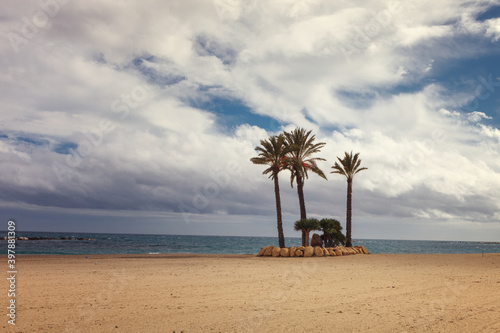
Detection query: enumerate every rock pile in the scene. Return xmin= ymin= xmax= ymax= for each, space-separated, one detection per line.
xmin=257 ymin=245 xmax=370 ymax=257
xmin=1 ymin=237 xmax=96 ymax=241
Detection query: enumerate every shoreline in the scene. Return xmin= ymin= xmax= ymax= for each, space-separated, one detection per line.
xmin=5 ymin=251 xmax=500 ymax=258
xmin=7 ymin=253 xmax=500 ymax=332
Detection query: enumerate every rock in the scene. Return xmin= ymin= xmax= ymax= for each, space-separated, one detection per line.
xmin=257 ymin=247 xmax=266 ymax=256
xmin=263 ymin=246 xmax=273 ymax=256
xmin=328 ymin=248 xmax=336 ymax=256
xmin=311 ymin=233 xmax=322 ymax=247
xmin=304 ymin=246 xmax=314 ymax=257
xmin=322 ymin=248 xmax=329 ymax=256
xmin=272 ymin=247 xmax=281 ymax=257
xmin=334 ymin=248 xmax=342 ymax=256
xmin=360 ymin=246 xmax=370 ymax=254
xmin=295 ymin=250 xmax=303 ymax=257
xmin=289 ymin=247 xmax=296 ymax=257
xmin=314 ymin=247 xmax=324 ymax=257
xmin=280 ymin=248 xmax=290 ymax=257
xmin=297 ymin=246 xmax=305 ymax=251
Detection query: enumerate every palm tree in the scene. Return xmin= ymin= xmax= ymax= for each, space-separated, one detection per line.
xmin=331 ymin=151 xmax=367 ymax=247
xmin=319 ymin=218 xmax=346 ymax=247
xmin=250 ymin=134 xmax=290 ymax=248
xmin=294 ymin=218 xmax=320 ymax=246
xmin=284 ymin=128 xmax=327 ymax=225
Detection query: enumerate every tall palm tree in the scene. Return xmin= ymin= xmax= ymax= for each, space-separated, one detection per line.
xmin=331 ymin=151 xmax=367 ymax=247
xmin=285 ymin=128 xmax=327 ymax=243
xmin=250 ymin=134 xmax=290 ymax=248
xmin=294 ymin=218 xmax=320 ymax=247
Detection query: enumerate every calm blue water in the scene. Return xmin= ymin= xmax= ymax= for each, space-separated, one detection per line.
xmin=1 ymin=231 xmax=499 ymax=255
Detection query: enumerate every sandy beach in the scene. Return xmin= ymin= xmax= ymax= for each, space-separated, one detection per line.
xmin=4 ymin=253 xmax=500 ymax=332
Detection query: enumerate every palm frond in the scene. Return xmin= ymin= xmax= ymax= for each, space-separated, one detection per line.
xmin=250 ymin=134 xmax=289 ymax=180
xmin=284 ymin=127 xmax=327 ymax=186
xmin=330 ymin=151 xmax=367 ymax=179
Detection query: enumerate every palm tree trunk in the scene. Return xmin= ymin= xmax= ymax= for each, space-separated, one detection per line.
xmin=346 ymin=178 xmax=353 ymax=247
xmin=305 ymin=229 xmax=310 ymax=247
xmin=274 ymin=172 xmax=285 ymax=248
xmin=296 ymin=170 xmax=307 ymax=246
xmin=296 ymin=172 xmax=307 ymax=219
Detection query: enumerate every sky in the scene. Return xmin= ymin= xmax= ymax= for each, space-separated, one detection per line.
xmin=2 ymin=0 xmax=500 ymax=241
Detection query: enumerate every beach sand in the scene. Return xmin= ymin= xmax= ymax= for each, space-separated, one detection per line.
xmin=4 ymin=253 xmax=500 ymax=332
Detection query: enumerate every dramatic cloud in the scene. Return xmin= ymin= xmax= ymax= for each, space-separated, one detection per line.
xmin=1 ymin=0 xmax=500 ymax=240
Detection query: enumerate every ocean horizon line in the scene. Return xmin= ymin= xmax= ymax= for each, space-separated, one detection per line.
xmin=7 ymin=230 xmax=499 ymax=244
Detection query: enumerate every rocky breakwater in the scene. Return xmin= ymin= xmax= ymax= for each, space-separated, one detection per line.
xmin=257 ymin=245 xmax=370 ymax=257
xmin=2 ymin=236 xmax=96 ymax=241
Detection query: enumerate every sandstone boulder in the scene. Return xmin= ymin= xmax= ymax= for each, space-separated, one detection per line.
xmin=280 ymin=247 xmax=290 ymax=257
xmin=304 ymin=246 xmax=314 ymax=257
xmin=298 ymin=246 xmax=305 ymax=251
xmin=311 ymin=233 xmax=322 ymax=247
xmin=328 ymin=248 xmax=336 ymax=256
xmin=263 ymin=246 xmax=273 ymax=256
xmin=289 ymin=247 xmax=296 ymax=257
xmin=334 ymin=249 xmax=342 ymax=256
xmin=272 ymin=247 xmax=281 ymax=257
xmin=314 ymin=246 xmax=324 ymax=257
xmin=295 ymin=250 xmax=303 ymax=257
xmin=257 ymin=247 xmax=266 ymax=256
xmin=360 ymin=246 xmax=370 ymax=254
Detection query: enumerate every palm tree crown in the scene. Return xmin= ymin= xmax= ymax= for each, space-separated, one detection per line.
xmin=331 ymin=151 xmax=367 ymax=186
xmin=250 ymin=134 xmax=290 ymax=180
xmin=285 ymin=128 xmax=327 ymax=186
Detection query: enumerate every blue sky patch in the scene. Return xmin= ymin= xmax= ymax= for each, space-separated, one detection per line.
xmin=188 ymin=96 xmax=280 ymax=131
xmin=16 ymin=136 xmax=50 ymax=146
xmin=476 ymin=5 xmax=500 ymax=22
xmin=54 ymin=142 xmax=78 ymax=155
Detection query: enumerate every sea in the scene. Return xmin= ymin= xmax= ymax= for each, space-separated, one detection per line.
xmin=1 ymin=231 xmax=500 ymax=255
